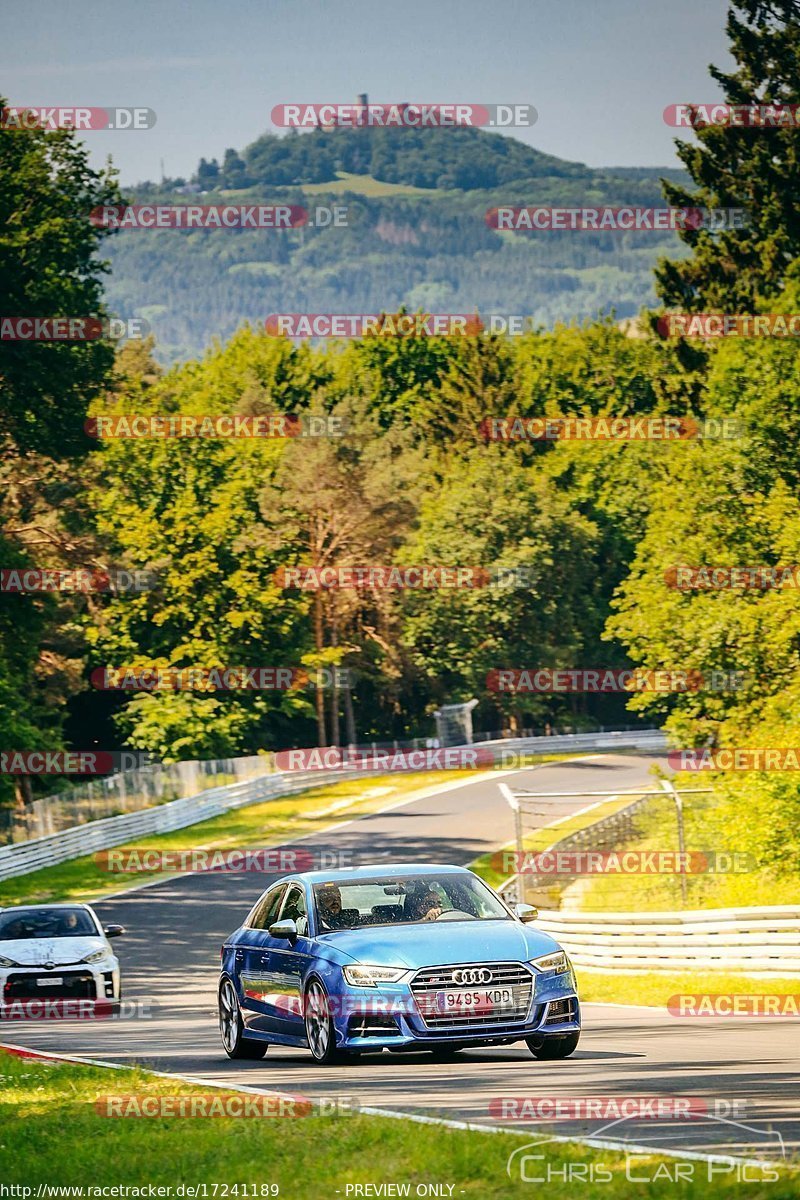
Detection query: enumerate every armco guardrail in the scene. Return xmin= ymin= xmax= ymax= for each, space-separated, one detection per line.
xmin=0 ymin=727 xmax=666 ymax=884
xmin=481 ymin=728 xmax=667 ymax=760
xmin=535 ymin=906 xmax=800 ymax=975
xmin=0 ymin=766 xmax=372 ymax=884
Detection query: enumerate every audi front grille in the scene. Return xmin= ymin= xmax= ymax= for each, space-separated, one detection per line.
xmin=410 ymin=961 xmax=535 ymax=1029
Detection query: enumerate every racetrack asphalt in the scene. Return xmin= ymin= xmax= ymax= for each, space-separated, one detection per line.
xmin=3 ymin=753 xmax=798 ymax=1165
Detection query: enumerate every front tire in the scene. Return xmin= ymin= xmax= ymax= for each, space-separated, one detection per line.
xmin=526 ymin=1031 xmax=580 ymax=1060
xmin=219 ymin=978 xmax=268 ymax=1060
xmin=304 ymin=979 xmax=348 ymax=1065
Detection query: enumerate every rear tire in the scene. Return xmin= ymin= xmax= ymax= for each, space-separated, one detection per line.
xmin=526 ymin=1031 xmax=580 ymax=1060
xmin=219 ymin=978 xmax=268 ymax=1060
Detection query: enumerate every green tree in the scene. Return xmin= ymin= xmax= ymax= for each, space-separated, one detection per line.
xmin=656 ymin=0 xmax=800 ymax=310
xmin=86 ymin=328 xmax=320 ymax=760
xmin=399 ymin=448 xmax=599 ymax=731
xmin=0 ymin=100 xmax=120 ymax=802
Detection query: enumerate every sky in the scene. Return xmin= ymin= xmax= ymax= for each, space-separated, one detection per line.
xmin=1 ymin=0 xmax=732 ymax=185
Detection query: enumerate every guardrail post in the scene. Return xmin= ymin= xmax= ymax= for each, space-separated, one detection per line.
xmin=660 ymin=778 xmax=688 ymax=907
xmin=499 ymin=781 xmax=524 ymax=881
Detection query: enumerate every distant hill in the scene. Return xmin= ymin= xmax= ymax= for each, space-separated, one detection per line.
xmin=105 ymin=126 xmax=691 ymax=362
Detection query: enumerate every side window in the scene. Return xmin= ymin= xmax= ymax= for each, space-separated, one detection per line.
xmin=279 ymin=884 xmax=308 ymax=936
xmin=248 ymin=885 xmax=287 ymax=930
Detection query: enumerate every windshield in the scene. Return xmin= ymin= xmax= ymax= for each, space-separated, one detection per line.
xmin=313 ymin=873 xmax=511 ymax=932
xmin=0 ymin=908 xmax=98 ymax=940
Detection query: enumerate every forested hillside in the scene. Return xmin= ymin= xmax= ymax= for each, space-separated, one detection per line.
xmin=106 ymin=125 xmax=690 ymax=361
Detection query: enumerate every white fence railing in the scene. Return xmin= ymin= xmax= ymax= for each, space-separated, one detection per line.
xmin=536 ymin=906 xmax=800 ymax=975
xmin=0 ymin=766 xmax=376 ymax=884
xmin=0 ymin=728 xmax=666 ymax=884
xmin=481 ymin=728 xmax=667 ymax=760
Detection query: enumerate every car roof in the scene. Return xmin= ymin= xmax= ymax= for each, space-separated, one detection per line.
xmin=285 ymin=863 xmax=475 ymax=885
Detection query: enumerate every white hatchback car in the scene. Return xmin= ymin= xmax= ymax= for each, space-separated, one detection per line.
xmin=0 ymin=903 xmax=124 ymax=1011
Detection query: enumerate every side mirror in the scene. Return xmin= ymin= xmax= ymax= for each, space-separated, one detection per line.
xmin=269 ymin=918 xmax=298 ymax=943
xmin=514 ymin=903 xmax=539 ymax=924
xmin=103 ymin=924 xmax=125 ymax=937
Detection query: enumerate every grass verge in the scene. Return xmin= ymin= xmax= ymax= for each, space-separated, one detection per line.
xmin=1 ymin=1048 xmax=793 ymax=1197
xmin=0 ymin=770 xmax=482 ymax=908
xmin=578 ymin=970 xmax=800 ymax=1008
xmin=561 ymin=791 xmax=800 ymax=912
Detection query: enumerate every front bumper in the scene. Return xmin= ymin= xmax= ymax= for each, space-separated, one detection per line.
xmin=0 ymin=959 xmax=120 ymax=1014
xmin=333 ymin=966 xmax=580 ymax=1051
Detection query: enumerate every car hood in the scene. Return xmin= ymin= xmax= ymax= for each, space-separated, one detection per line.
xmin=317 ymin=919 xmax=561 ymax=968
xmin=0 ymin=936 xmax=110 ymax=967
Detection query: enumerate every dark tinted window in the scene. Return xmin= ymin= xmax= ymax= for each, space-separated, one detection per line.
xmin=0 ymin=908 xmax=98 ymax=939
xmin=312 ymin=873 xmax=509 ymax=931
xmin=279 ymin=885 xmax=308 ymax=935
xmin=248 ymin=885 xmax=286 ymax=930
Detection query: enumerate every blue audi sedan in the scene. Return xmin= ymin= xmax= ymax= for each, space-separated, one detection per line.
xmin=219 ymin=864 xmax=580 ymax=1064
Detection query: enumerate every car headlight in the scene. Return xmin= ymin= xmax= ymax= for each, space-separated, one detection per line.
xmin=81 ymin=950 xmax=108 ymax=964
xmin=530 ymin=951 xmax=570 ymax=975
xmin=342 ymin=965 xmax=408 ymax=987
xmin=0 ymin=955 xmax=20 ymax=968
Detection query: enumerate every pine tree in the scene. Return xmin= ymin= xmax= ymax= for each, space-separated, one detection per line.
xmin=656 ymin=0 xmax=800 ymax=310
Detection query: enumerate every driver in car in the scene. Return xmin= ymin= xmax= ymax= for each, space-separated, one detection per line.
xmin=316 ymin=884 xmax=350 ymax=930
xmin=410 ymin=888 xmax=443 ymax=922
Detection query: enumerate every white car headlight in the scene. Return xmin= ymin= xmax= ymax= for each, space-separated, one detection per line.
xmin=343 ymin=965 xmax=408 ymax=987
xmin=0 ymin=955 xmax=20 ymax=968
xmin=530 ymin=951 xmax=570 ymax=975
xmin=81 ymin=950 xmax=108 ymax=964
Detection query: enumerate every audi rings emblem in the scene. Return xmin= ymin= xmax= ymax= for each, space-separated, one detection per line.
xmin=452 ymin=967 xmax=492 ymax=985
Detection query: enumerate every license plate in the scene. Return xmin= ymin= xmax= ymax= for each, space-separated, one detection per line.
xmin=36 ymin=977 xmax=63 ymax=986
xmin=435 ymin=987 xmax=513 ymax=1014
